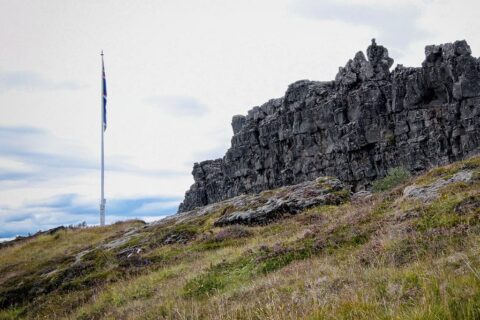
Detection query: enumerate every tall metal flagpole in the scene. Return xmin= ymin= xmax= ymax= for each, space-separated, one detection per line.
xmin=100 ymin=51 xmax=106 ymax=226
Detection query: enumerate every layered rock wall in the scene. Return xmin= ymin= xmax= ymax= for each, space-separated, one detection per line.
xmin=179 ymin=40 xmax=480 ymax=212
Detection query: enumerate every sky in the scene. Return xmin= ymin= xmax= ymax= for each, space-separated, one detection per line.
xmin=1 ymin=0 xmax=479 ymax=239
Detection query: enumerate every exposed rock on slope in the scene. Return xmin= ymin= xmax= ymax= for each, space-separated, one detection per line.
xmin=179 ymin=39 xmax=480 ymax=212
xmin=403 ymin=170 xmax=473 ymax=202
xmin=173 ymin=177 xmax=348 ymax=226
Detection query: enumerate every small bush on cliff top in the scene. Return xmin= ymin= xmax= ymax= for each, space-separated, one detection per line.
xmin=373 ymin=167 xmax=411 ymax=192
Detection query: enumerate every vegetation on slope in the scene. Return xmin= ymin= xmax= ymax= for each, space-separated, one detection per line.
xmin=1 ymin=156 xmax=480 ymax=320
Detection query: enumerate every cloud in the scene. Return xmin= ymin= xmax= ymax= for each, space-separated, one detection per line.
xmin=0 ymin=193 xmax=181 ymax=238
xmin=0 ymin=170 xmax=31 ymax=181
xmin=0 ymin=125 xmax=186 ymax=238
xmin=145 ymin=95 xmax=209 ymax=117
xmin=132 ymin=200 xmax=180 ymax=214
xmin=25 ymin=194 xmax=78 ymax=210
xmin=106 ymin=156 xmax=188 ymax=178
xmin=0 ymin=126 xmax=46 ymax=135
xmin=0 ymin=71 xmax=85 ymax=93
xmin=0 ymin=126 xmax=187 ymax=190
xmin=190 ymin=143 xmax=229 ymax=163
xmin=0 ymin=148 xmax=96 ymax=171
xmin=0 ymin=126 xmax=98 ymax=187
xmin=292 ymin=0 xmax=429 ymax=54
xmin=107 ymin=196 xmax=181 ymax=217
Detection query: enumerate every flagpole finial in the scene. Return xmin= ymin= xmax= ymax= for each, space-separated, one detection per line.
xmin=101 ymin=50 xmax=104 ymax=56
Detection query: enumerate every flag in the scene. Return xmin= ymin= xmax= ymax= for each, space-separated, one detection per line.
xmin=102 ymin=53 xmax=107 ymax=131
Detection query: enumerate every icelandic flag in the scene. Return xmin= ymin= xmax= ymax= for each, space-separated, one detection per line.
xmin=102 ymin=53 xmax=107 ymax=131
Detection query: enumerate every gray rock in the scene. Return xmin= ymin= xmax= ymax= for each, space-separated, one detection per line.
xmin=352 ymin=190 xmax=373 ymax=200
xmin=179 ymin=40 xmax=480 ymax=213
xmin=215 ymin=176 xmax=348 ymax=225
xmin=403 ymin=170 xmax=473 ymax=202
xmin=231 ymin=115 xmax=246 ymax=134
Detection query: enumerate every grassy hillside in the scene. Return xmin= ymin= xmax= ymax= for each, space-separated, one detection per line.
xmin=1 ymin=156 xmax=480 ymax=320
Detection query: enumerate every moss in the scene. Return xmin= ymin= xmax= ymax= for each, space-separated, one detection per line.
xmin=330 ymin=189 xmax=351 ymax=202
xmin=316 ymin=178 xmax=334 ymax=189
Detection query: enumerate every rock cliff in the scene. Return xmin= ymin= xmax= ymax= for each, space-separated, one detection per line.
xmin=179 ymin=39 xmax=480 ymax=213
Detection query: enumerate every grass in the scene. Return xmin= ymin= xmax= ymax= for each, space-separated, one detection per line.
xmin=0 ymin=156 xmax=480 ymax=319
xmin=416 ymin=187 xmax=480 ymax=231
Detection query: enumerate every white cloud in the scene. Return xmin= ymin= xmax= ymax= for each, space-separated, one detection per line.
xmin=132 ymin=201 xmax=180 ymax=214
xmin=145 ymin=95 xmax=209 ymax=117
xmin=0 ymin=193 xmax=180 ymax=237
xmin=0 ymin=71 xmax=85 ymax=93
xmin=291 ymin=0 xmax=429 ymax=57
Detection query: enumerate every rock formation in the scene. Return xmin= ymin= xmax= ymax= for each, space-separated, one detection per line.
xmin=171 ymin=176 xmax=349 ymax=226
xmin=179 ymin=39 xmax=480 ymax=213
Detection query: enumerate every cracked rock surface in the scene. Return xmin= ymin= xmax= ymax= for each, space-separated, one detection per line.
xmin=179 ymin=39 xmax=480 ymax=213
xmin=170 ymin=177 xmax=349 ymax=226
xmin=403 ymin=170 xmax=474 ymax=202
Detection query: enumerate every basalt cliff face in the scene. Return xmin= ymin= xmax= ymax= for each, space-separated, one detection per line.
xmin=179 ymin=39 xmax=480 ymax=213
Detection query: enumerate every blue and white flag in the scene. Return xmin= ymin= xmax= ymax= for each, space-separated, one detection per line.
xmin=102 ymin=53 xmax=107 ymax=131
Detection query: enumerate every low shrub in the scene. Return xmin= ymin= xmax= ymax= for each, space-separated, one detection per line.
xmin=213 ymin=225 xmax=252 ymax=242
xmin=373 ymin=167 xmax=411 ymax=192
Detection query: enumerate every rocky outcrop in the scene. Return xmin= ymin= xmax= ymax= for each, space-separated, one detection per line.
xmin=403 ymin=170 xmax=473 ymax=202
xmin=215 ymin=177 xmax=348 ymax=226
xmin=179 ymin=39 xmax=480 ymax=213
xmin=172 ymin=176 xmax=349 ymax=226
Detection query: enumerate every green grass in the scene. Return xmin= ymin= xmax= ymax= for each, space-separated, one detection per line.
xmin=183 ymin=257 xmax=254 ymax=298
xmin=416 ymin=186 xmax=480 ymax=232
xmin=1 ymin=156 xmax=480 ymax=319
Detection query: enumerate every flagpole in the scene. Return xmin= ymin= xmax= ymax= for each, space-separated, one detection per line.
xmin=100 ymin=51 xmax=106 ymax=226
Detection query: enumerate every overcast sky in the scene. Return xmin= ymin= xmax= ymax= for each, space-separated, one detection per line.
xmin=1 ymin=0 xmax=479 ymax=239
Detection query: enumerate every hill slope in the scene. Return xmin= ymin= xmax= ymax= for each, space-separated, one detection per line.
xmin=1 ymin=156 xmax=480 ymax=319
